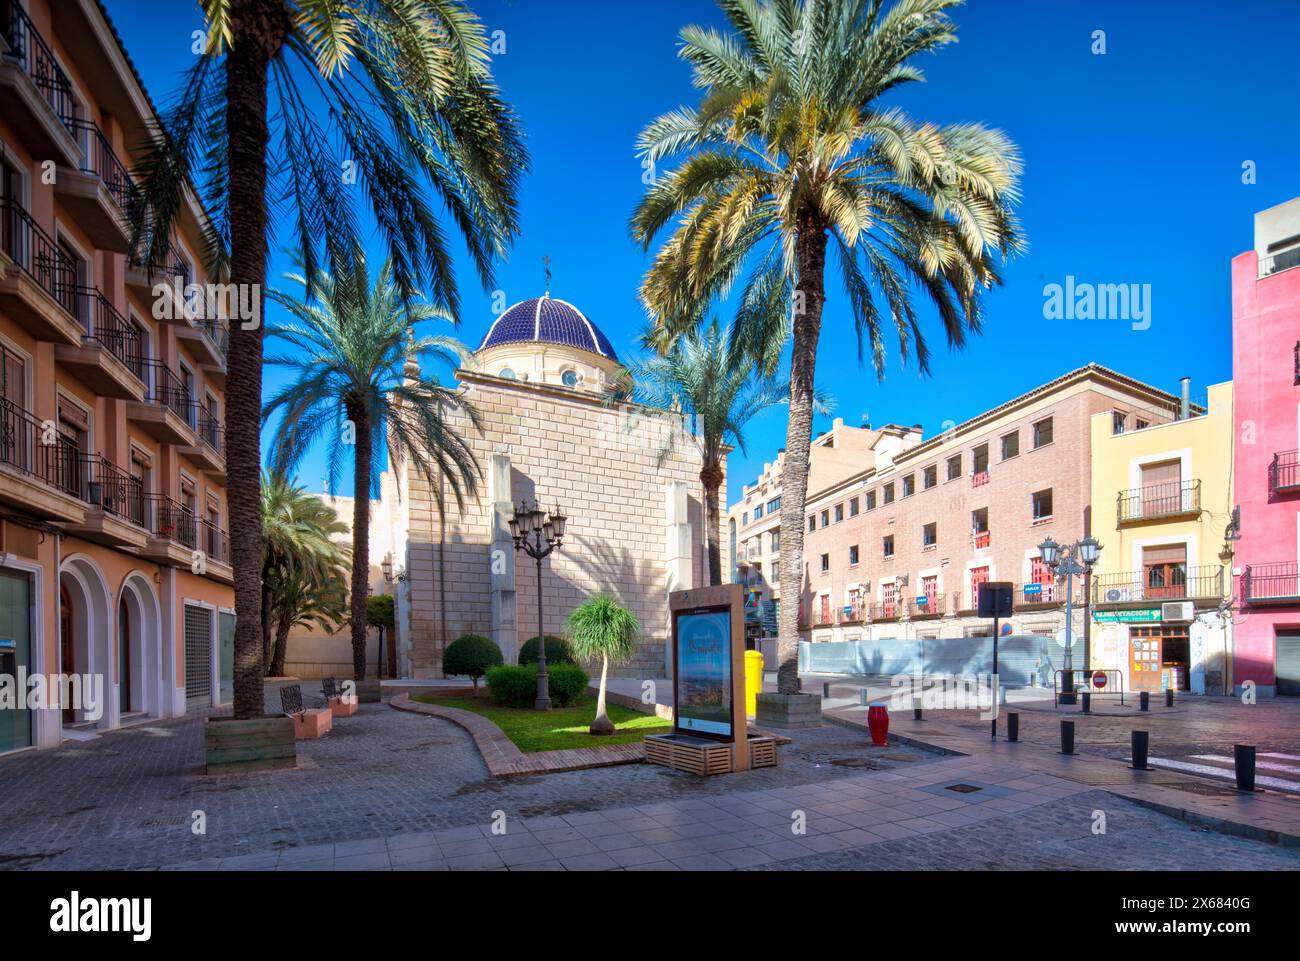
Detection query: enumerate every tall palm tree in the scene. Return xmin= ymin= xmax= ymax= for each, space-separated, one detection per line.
xmin=566 ymin=595 xmax=641 ymax=735
xmin=260 ymin=471 xmax=349 ymax=675
xmin=263 ymin=258 xmax=481 ymax=680
xmin=129 ymin=0 xmax=524 ymax=718
xmin=631 ymin=0 xmax=1023 ymax=696
xmin=622 ymin=320 xmax=826 ymax=585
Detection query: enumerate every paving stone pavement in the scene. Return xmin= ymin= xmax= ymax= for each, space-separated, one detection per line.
xmin=0 ymin=700 xmax=941 ymax=871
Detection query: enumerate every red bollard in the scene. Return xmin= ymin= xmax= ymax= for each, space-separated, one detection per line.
xmin=867 ymin=703 xmax=890 ymax=746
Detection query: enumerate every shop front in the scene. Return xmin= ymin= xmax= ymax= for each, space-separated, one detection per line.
xmin=1094 ymin=607 xmax=1195 ymax=693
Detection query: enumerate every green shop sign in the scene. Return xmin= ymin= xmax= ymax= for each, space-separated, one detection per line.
xmin=1093 ymin=608 xmax=1162 ymax=623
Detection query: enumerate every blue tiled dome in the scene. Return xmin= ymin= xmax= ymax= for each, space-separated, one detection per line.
xmin=477 ymin=295 xmax=618 ymax=361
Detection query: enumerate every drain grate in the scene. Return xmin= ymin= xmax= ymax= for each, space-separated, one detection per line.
xmin=944 ymin=783 xmax=983 ymax=794
xmin=141 ymin=815 xmax=189 ymax=828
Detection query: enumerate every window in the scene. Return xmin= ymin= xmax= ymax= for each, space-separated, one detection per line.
xmin=820 ymin=553 xmax=829 ymax=572
xmin=767 ymin=496 xmax=781 ymax=513
xmin=499 ymin=367 xmax=516 ymax=380
xmin=560 ymin=369 xmax=580 ymax=388
xmin=972 ymin=444 xmax=989 ymax=473
xmin=970 ymin=566 xmax=990 ymax=610
xmin=1030 ymin=556 xmax=1055 ymax=602
xmin=849 ymin=497 xmax=859 ymax=517
xmin=754 ymin=504 xmax=764 ymax=519
xmin=770 ymin=531 xmax=780 ymax=552
xmin=1112 ymin=410 xmax=1127 ymax=434
xmin=743 ymin=512 xmax=749 ymax=526
xmin=1142 ymin=545 xmax=1188 ymax=599
xmin=922 ymin=522 xmax=937 ymax=547
xmin=849 ymin=545 xmax=859 ymax=566
xmin=1001 ymin=431 xmax=1019 ymax=460
xmin=971 ymin=508 xmax=990 ymax=548
xmin=834 ymin=504 xmax=843 ymax=523
xmin=883 ymin=535 xmax=894 ymax=558
xmin=807 ymin=515 xmax=815 ymax=532
xmin=902 ymin=474 xmax=915 ymax=497
xmin=883 ymin=483 xmax=895 ymax=505
xmin=1032 ymin=488 xmax=1054 ymax=521
xmin=866 ymin=490 xmax=877 ymax=511
xmin=946 ymin=454 xmax=962 ymax=480
xmin=820 ymin=510 xmax=829 ymax=527
xmin=1033 ymin=417 xmax=1054 ymax=448
xmin=923 ymin=465 xmax=937 ymax=489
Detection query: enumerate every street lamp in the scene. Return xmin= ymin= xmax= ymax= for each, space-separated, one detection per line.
xmin=511 ymin=498 xmax=566 ymax=710
xmin=1038 ymin=535 xmax=1102 ymax=704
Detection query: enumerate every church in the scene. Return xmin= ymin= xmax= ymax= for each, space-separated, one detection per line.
xmin=371 ymin=293 xmax=722 ymax=679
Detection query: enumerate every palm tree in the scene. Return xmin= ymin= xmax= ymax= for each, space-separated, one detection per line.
xmin=566 ymin=595 xmax=641 ymax=735
xmin=263 ymin=257 xmax=481 ymax=681
xmin=269 ymin=560 xmax=350 ymax=681
xmin=622 ymin=320 xmax=827 ymax=585
xmin=260 ymin=471 xmax=349 ymax=676
xmin=631 ymin=0 xmax=1023 ymax=696
xmin=129 ymin=0 xmax=525 ymax=719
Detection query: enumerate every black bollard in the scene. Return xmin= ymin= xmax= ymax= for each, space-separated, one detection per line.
xmin=1139 ymin=691 xmax=1150 ymax=712
xmin=1060 ymin=720 xmax=1075 ymax=755
xmin=859 ymin=688 xmax=869 ymax=706
xmin=1234 ymin=745 xmax=1256 ymax=792
xmin=1131 ymin=730 xmax=1150 ymax=770
xmin=1165 ymin=689 xmax=1174 ymax=708
xmin=1007 ymin=712 xmax=1019 ymax=742
xmin=913 ymin=701 xmax=923 ymax=721
xmin=823 ymin=682 xmax=832 ymax=698
xmin=1081 ymin=692 xmax=1091 ymax=714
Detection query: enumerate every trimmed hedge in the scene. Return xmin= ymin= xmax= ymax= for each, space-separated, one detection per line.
xmin=486 ymin=663 xmax=589 ymax=708
xmin=443 ymin=634 xmax=503 ymax=689
xmin=518 ymin=634 xmax=575 ymax=666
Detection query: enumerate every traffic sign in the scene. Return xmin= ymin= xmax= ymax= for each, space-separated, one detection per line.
xmin=1092 ymin=671 xmax=1108 ymax=690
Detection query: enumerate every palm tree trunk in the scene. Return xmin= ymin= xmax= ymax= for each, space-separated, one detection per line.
xmin=590 ymin=654 xmax=614 ymax=735
xmin=700 ymin=463 xmax=724 ymax=586
xmin=226 ymin=0 xmax=282 ymax=719
xmin=349 ymin=402 xmax=372 ymax=680
xmin=260 ymin=569 xmax=273 ymax=674
xmin=775 ymin=211 xmax=828 ymax=696
xmin=270 ymin=613 xmax=292 ymax=678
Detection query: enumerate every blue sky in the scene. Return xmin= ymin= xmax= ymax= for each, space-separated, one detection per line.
xmin=105 ymin=0 xmax=1300 ymax=502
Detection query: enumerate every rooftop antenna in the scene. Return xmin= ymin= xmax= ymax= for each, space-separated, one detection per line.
xmin=543 ymin=254 xmax=552 ymax=296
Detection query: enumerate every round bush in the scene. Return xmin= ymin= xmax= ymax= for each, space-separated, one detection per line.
xmin=485 ymin=663 xmax=591 ymax=709
xmin=518 ymin=634 xmax=575 ymax=666
xmin=443 ymin=634 xmax=503 ymax=689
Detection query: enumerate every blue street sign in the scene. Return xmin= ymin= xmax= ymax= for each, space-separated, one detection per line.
xmin=1023 ymin=583 xmax=1043 ymax=596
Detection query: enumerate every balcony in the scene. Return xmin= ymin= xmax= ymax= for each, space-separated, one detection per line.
xmin=871 ymin=600 xmax=901 ymax=622
xmin=0 ymin=2 xmax=80 ymax=168
xmin=125 ymin=361 xmax=199 ymax=446
xmin=125 ymin=241 xmax=187 ymax=299
xmin=1270 ymin=450 xmax=1299 ymax=496
xmin=0 ymin=398 xmax=87 ymax=522
xmin=0 ymin=199 xmax=85 ymax=346
xmin=179 ymin=409 xmax=224 ymax=478
xmin=1092 ymin=566 xmax=1225 ymax=606
xmin=178 ymin=315 xmax=230 ymax=375
xmin=972 ymin=530 xmax=991 ymax=550
xmin=62 ymin=455 xmax=149 ymax=550
xmin=1116 ymin=479 xmax=1201 ymax=524
xmin=1242 ymin=562 xmax=1300 ymax=606
xmin=54 ymin=120 xmax=135 ymax=253
xmin=910 ymin=594 xmax=944 ymax=619
xmin=971 ymin=470 xmax=989 ymax=488
xmin=1016 ymin=582 xmax=1059 ymax=610
xmin=53 ymin=286 xmax=146 ymax=400
xmin=838 ymin=601 xmax=867 ymax=625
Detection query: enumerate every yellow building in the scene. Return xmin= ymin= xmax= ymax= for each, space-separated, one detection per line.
xmin=1087 ymin=380 xmax=1234 ymax=695
xmin=1 ymin=0 xmax=233 ymax=754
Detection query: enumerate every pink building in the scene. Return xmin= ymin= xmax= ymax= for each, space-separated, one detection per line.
xmin=1232 ymin=197 xmax=1300 ymax=697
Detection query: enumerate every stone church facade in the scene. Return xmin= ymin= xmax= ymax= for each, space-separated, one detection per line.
xmin=387 ymin=294 xmax=722 ymax=679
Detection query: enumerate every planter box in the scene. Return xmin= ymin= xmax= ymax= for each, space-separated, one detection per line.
xmin=755 ymin=692 xmax=823 ymax=729
xmin=355 ymin=679 xmax=382 ymax=703
xmin=204 ymin=715 xmax=296 ymax=774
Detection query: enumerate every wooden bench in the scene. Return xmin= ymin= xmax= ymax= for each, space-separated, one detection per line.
xmin=281 ymin=684 xmax=332 ymax=739
xmin=321 ymin=677 xmax=358 ymax=718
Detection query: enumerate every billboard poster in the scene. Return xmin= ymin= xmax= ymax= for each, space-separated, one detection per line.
xmin=674 ymin=608 xmax=732 ymax=738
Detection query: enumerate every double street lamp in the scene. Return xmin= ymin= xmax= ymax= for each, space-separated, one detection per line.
xmin=1038 ymin=535 xmax=1101 ymax=704
xmin=509 ymin=499 xmax=567 ymax=710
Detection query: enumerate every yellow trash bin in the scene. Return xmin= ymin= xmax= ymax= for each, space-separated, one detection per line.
xmin=744 ymin=649 xmax=764 ymax=718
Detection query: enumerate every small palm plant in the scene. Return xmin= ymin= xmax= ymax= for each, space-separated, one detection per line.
xmin=566 ymin=595 xmax=641 ymax=735
xmin=263 ymin=256 xmax=481 ymax=680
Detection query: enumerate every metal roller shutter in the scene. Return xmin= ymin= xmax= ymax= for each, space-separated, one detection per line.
xmin=1278 ymin=632 xmax=1300 ymax=697
xmin=184 ymin=605 xmax=212 ymax=711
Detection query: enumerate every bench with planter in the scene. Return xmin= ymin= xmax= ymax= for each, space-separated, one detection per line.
xmin=321 ymin=677 xmax=358 ymax=717
xmin=281 ymin=684 xmax=332 ymax=739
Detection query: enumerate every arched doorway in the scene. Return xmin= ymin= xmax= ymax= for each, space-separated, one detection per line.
xmin=118 ymin=573 xmax=164 ymax=718
xmin=118 ymin=600 xmax=132 ymax=715
xmin=58 ymin=556 xmax=112 ymax=729
xmin=59 ymin=584 xmax=76 ymax=724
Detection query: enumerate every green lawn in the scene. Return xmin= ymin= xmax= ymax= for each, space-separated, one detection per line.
xmin=413 ymin=692 xmax=670 ymax=753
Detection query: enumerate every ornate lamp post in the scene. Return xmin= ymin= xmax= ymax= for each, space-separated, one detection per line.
xmin=1038 ymin=535 xmax=1101 ymax=704
xmin=509 ymin=499 xmax=567 ymax=710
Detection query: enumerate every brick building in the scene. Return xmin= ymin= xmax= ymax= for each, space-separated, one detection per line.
xmin=378 ymin=294 xmax=719 ymax=679
xmin=797 ymin=366 xmax=1196 ymax=657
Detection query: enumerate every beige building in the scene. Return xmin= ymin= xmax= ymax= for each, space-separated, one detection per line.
xmin=797 ymin=366 xmax=1198 ymax=654
xmin=375 ymin=293 xmax=719 ymax=678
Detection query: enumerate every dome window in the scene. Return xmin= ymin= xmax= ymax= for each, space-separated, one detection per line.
xmin=561 ymin=369 xmax=581 ymax=388
xmin=499 ymin=367 xmax=516 ymax=380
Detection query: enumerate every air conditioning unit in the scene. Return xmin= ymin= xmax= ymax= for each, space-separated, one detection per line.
xmin=1162 ymin=601 xmax=1194 ymax=622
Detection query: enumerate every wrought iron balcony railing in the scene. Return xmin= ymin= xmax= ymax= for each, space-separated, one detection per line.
xmin=1242 ymin=562 xmax=1300 ymax=605
xmin=0 ymin=396 xmax=83 ymax=500
xmin=67 ymin=119 xmax=137 ymax=212
xmin=1092 ymin=565 xmax=1224 ymax=604
xmin=64 ymin=284 xmax=144 ymax=376
xmin=1270 ymin=450 xmax=1299 ymax=495
xmin=0 ymin=197 xmax=76 ymax=312
xmin=78 ymin=454 xmax=144 ymax=527
xmin=1117 ymin=479 xmax=1201 ymax=523
xmin=1 ymin=0 xmax=77 ymax=127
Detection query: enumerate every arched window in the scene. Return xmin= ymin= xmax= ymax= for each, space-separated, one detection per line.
xmin=499 ymin=367 xmax=516 ymax=380
xmin=561 ymin=369 xmax=580 ymax=388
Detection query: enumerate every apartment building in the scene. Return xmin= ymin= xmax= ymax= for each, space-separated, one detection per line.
xmin=1232 ymin=197 xmax=1300 ymax=697
xmin=798 ymin=366 xmax=1196 ymax=657
xmin=0 ymin=0 xmax=233 ymax=754
xmin=1087 ymin=380 xmax=1233 ymax=695
xmin=727 ymin=417 xmax=877 ymax=640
